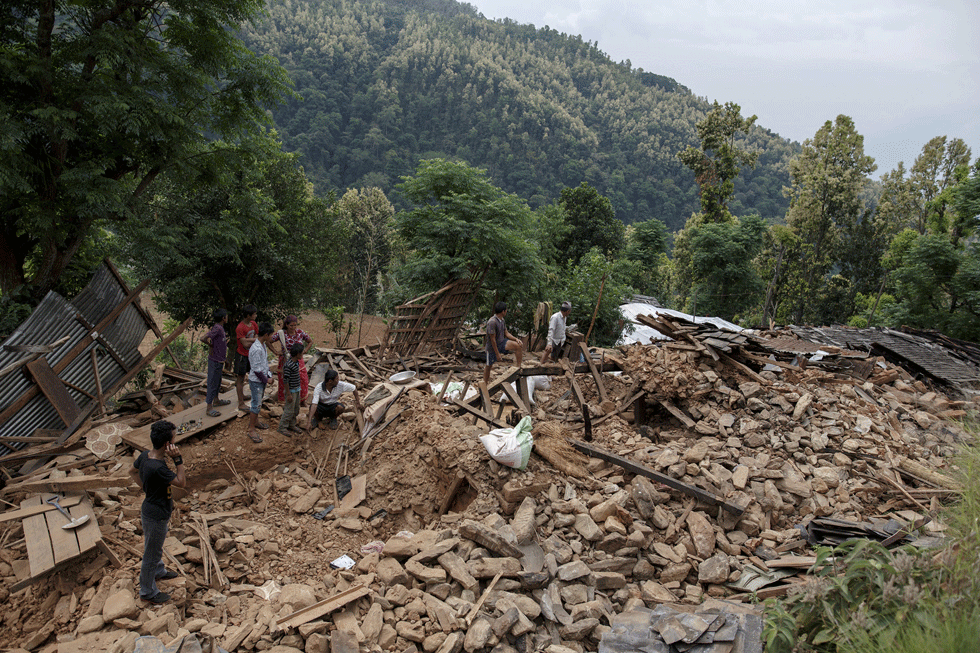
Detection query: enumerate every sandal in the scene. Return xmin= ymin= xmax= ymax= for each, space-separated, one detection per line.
xmin=256 ymin=422 xmax=269 ymax=430
xmin=207 ymin=409 xmax=220 ymax=417
xmin=248 ymin=432 xmax=263 ymax=443
xmin=215 ymin=399 xmax=232 ymax=406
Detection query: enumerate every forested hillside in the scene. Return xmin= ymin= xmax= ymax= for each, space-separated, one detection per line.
xmin=242 ymin=0 xmax=799 ymax=229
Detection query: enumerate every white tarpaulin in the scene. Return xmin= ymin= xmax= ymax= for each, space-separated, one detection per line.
xmin=617 ymin=303 xmax=744 ymax=346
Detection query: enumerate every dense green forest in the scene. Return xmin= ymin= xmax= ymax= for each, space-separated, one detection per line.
xmin=241 ymin=0 xmax=799 ymax=230
xmin=2 ymin=0 xmax=977 ymax=348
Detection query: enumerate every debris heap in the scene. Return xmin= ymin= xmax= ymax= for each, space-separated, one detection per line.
xmin=0 ymin=313 xmax=976 ymax=653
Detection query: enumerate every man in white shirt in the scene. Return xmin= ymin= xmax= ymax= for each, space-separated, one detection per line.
xmin=246 ymin=322 xmax=275 ymax=443
xmin=306 ymin=369 xmax=361 ymax=431
xmin=541 ymin=301 xmax=571 ymax=364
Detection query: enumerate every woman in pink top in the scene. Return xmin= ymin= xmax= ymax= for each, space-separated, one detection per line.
xmin=270 ymin=315 xmax=313 ymax=403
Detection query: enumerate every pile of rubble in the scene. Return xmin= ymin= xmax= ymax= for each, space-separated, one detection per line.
xmin=0 ymin=313 xmax=976 ymax=653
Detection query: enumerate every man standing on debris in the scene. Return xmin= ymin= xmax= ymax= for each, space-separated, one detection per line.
xmin=129 ymin=420 xmax=185 ymax=605
xmin=247 ymin=322 xmax=276 ymax=443
xmin=202 ymin=308 xmax=231 ymax=417
xmin=234 ymin=305 xmax=259 ymax=412
xmin=307 ymin=369 xmax=361 ymax=431
xmin=541 ymin=301 xmax=571 ymax=364
xmin=484 ymin=301 xmax=524 ymax=385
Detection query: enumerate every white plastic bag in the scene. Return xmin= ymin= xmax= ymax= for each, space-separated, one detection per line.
xmin=501 ymin=375 xmax=551 ymax=406
xmin=479 ymin=415 xmax=533 ymax=470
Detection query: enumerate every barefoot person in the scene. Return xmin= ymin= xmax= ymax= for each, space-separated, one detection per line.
xmin=540 ymin=301 xmax=571 ymax=364
xmin=129 ymin=420 xmax=186 ymax=605
xmin=247 ymin=322 xmax=275 ymax=443
xmin=306 ymin=370 xmax=361 ymax=432
xmin=483 ymin=301 xmax=524 ymax=384
xmin=233 ymin=305 xmax=258 ymax=411
xmin=202 ymin=308 xmax=231 ymax=417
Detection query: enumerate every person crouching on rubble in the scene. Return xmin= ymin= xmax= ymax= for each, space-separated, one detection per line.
xmin=306 ymin=369 xmax=361 ymax=431
xmin=129 ymin=420 xmax=186 ymax=605
xmin=483 ymin=301 xmax=524 ymax=385
xmin=247 ymin=322 xmax=276 ymax=444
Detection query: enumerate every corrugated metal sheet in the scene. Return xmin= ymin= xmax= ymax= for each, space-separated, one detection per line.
xmin=0 ymin=264 xmax=153 ymax=449
xmin=788 ymin=325 xmax=980 ymax=388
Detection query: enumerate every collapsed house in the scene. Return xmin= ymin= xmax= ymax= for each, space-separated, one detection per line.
xmin=0 ymin=278 xmax=977 ymax=653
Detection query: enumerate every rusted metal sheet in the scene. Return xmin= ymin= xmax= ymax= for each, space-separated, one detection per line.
xmin=0 ymin=263 xmax=155 ymax=450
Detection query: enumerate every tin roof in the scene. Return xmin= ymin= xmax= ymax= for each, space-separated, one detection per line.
xmin=0 ymin=264 xmax=153 ymax=451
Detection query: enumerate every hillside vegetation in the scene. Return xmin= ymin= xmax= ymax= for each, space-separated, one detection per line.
xmin=241 ymin=0 xmax=800 ymax=230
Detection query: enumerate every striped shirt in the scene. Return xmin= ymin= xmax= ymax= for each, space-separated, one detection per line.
xmin=283 ymin=358 xmax=301 ymax=391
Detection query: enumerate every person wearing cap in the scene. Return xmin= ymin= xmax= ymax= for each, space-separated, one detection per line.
xmin=541 ymin=301 xmax=571 ymax=364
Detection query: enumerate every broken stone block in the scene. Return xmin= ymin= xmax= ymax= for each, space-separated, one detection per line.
xmin=573 ymin=514 xmax=602 ymax=541
xmin=557 ymin=560 xmax=591 ymax=582
xmin=102 ymin=590 xmax=138 ymax=622
xmin=697 ymin=553 xmax=731 ymax=584
xmin=511 ymin=497 xmax=537 ymax=545
xmin=468 ymin=557 xmax=522 ymax=579
xmin=464 ymin=617 xmax=492 ymax=652
xmin=640 ymin=581 xmax=678 ymax=604
xmin=686 ymin=511 xmax=716 ymax=559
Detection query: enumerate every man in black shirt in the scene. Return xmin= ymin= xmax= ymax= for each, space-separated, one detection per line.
xmin=129 ymin=420 xmax=186 ymax=604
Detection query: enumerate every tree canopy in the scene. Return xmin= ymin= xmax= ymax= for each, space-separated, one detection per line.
xmin=0 ymin=0 xmax=292 ymax=302
xmin=117 ymin=139 xmax=336 ymax=326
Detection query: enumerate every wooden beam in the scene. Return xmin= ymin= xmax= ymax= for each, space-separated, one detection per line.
xmin=453 ymin=400 xmax=507 ymax=430
xmin=2 ymin=475 xmax=133 ymax=495
xmin=90 ymin=349 xmax=105 ymax=418
xmin=275 ymin=584 xmax=370 ymax=632
xmin=570 ymin=440 xmax=745 ymax=515
xmin=561 ymin=360 xmax=586 ymax=407
xmin=499 ymin=382 xmax=529 ymax=415
xmin=655 ymin=398 xmax=696 ymax=429
xmin=578 ymin=342 xmax=608 ymax=403
xmin=26 ymin=359 xmax=81 ymax=427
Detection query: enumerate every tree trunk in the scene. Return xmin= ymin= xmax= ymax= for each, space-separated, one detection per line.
xmin=0 ymin=225 xmax=31 ymax=296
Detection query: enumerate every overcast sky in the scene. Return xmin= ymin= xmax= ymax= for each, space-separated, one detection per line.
xmin=468 ymin=0 xmax=979 ymax=176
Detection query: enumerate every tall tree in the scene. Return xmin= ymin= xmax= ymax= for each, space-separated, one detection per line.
xmin=685 ymin=214 xmax=767 ymax=321
xmin=784 ymin=115 xmax=876 ymax=323
xmin=556 ymin=183 xmax=625 ymax=265
xmin=333 ymin=187 xmax=396 ymax=342
xmin=678 ymin=101 xmax=758 ymax=224
xmin=117 ymin=140 xmax=337 ymax=326
xmin=394 ymin=158 xmax=541 ymax=328
xmin=0 ymin=0 xmax=292 ymax=301
xmin=910 ymin=136 xmax=972 ymax=234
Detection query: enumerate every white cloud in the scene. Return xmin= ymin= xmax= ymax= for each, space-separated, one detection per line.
xmin=471 ymin=0 xmax=980 ymax=172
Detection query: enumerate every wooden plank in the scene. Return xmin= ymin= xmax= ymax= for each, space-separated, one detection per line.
xmin=3 ymin=474 xmax=132 ymax=495
xmin=121 ymin=388 xmax=240 ymax=450
xmin=516 ymin=376 xmax=531 ymax=411
xmin=655 ymin=398 xmax=697 ymax=429
xmin=717 ymin=351 xmax=767 ymax=384
xmin=452 ymin=400 xmax=507 ymax=430
xmin=570 ymin=440 xmax=745 ymax=515
xmin=463 ymin=368 xmax=519 ymax=407
xmin=0 ymin=496 xmax=82 ymax=524
xmin=44 ymin=495 xmax=82 ymax=564
xmin=737 ymin=350 xmax=801 ymax=371
xmin=275 ymin=584 xmax=370 ymax=631
xmin=499 ymin=382 xmax=529 ymax=415
xmin=21 ymin=496 xmax=55 ymax=578
xmin=90 ymin=349 xmax=106 ymax=417
xmin=561 ymin=360 xmax=586 ymax=407
xmin=70 ymin=494 xmax=102 ymax=554
xmin=337 ymin=475 xmax=366 ymax=513
xmin=478 ymin=381 xmax=494 ymax=417
xmin=26 ymin=359 xmax=81 ymax=426
xmin=578 ymin=342 xmax=608 ymax=403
